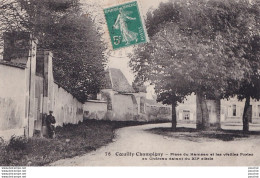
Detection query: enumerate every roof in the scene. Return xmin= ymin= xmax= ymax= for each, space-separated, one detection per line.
xmin=103 ymin=68 xmax=135 ymax=93
xmin=0 ymin=60 xmax=26 ymax=69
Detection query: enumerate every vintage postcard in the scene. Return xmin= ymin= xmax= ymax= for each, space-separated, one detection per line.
xmin=0 ymin=0 xmax=259 ymax=169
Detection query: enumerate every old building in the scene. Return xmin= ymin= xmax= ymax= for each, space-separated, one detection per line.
xmin=83 ymin=68 xmax=171 ymax=121
xmin=176 ymin=94 xmax=260 ymax=124
xmin=176 ymin=94 xmax=196 ymax=123
xmin=221 ymin=97 xmax=260 ymax=123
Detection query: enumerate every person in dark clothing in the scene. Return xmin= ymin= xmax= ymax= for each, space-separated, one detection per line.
xmin=46 ymin=110 xmax=56 ymax=138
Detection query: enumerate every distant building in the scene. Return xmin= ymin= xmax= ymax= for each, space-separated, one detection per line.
xmin=176 ymin=94 xmax=260 ymax=124
xmin=83 ymin=68 xmax=171 ymax=122
xmin=221 ymin=97 xmax=260 ymax=123
xmin=176 ymin=94 xmax=196 ymax=123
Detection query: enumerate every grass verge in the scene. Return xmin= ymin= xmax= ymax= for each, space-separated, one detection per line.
xmin=0 ymin=119 xmax=169 ymax=166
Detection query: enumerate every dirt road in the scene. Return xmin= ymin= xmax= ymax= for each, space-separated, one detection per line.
xmin=50 ymin=123 xmax=260 ymax=166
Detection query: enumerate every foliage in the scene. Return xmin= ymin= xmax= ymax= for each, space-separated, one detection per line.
xmin=8 ymin=135 xmax=28 ymax=151
xmin=0 ymin=120 xmax=164 ymax=166
xmin=132 ymin=81 xmax=147 ymax=93
xmin=0 ymin=0 xmax=107 ymax=102
xmin=130 ymin=0 xmax=260 ymax=106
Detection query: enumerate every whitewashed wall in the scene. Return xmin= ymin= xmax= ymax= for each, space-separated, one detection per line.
xmin=83 ymin=101 xmax=107 ymax=120
xmin=0 ymin=64 xmax=27 ymax=139
xmin=52 ymin=83 xmax=83 ymax=126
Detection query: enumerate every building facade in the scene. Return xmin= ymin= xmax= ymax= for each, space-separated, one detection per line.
xmin=176 ymin=94 xmax=260 ymax=124
xmin=83 ymin=68 xmax=172 ymax=122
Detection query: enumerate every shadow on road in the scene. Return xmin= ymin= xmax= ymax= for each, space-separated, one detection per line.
xmin=148 ymin=127 xmax=260 ymax=142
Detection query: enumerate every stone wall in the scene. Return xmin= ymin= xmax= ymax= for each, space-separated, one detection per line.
xmin=52 ymin=83 xmax=83 ymax=126
xmin=145 ymin=105 xmax=171 ymax=121
xmin=0 ymin=64 xmax=27 ymax=139
xmin=96 ymin=90 xmax=139 ymax=121
xmin=0 ymin=33 xmax=85 ymax=139
xmin=112 ymin=94 xmax=136 ymax=121
xmin=0 ymin=63 xmax=84 ymax=139
xmin=83 ymin=90 xmax=171 ymax=122
xmin=83 ymin=100 xmax=107 ymax=120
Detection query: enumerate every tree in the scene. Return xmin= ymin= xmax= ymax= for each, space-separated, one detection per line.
xmin=215 ymin=0 xmax=260 ymax=132
xmin=0 ymin=0 xmax=107 ymax=102
xmin=130 ymin=0 xmax=259 ymax=130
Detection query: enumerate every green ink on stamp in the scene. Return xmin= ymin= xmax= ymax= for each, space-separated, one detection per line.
xmin=104 ymin=1 xmax=147 ymax=49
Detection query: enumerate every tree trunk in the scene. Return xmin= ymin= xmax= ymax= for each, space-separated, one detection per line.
xmin=196 ymin=93 xmax=210 ymax=130
xmin=214 ymin=95 xmax=221 ymax=130
xmin=201 ymin=97 xmax=210 ymax=129
xmin=196 ymin=93 xmax=203 ymax=130
xmin=172 ymin=103 xmax=177 ymax=131
xmin=242 ymin=96 xmax=250 ymax=132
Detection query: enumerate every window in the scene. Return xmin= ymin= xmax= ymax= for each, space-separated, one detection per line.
xmin=184 ymin=114 xmax=190 ymax=120
xmin=232 ymin=105 xmax=236 ymax=116
xmin=183 ymin=110 xmax=190 ymax=120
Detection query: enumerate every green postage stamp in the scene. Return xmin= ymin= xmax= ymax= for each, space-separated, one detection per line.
xmin=104 ymin=1 xmax=148 ymax=49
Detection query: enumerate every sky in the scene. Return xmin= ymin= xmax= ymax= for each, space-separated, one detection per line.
xmin=81 ymin=0 xmax=168 ymax=84
xmin=0 ymin=0 xmax=166 ymax=84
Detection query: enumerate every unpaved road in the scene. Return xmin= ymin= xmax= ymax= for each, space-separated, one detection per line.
xmin=50 ymin=123 xmax=260 ymax=166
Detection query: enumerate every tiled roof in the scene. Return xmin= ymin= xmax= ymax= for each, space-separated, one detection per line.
xmin=103 ymin=68 xmax=135 ymax=93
